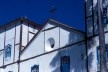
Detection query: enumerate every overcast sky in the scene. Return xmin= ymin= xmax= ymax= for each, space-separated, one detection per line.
xmin=0 ymin=0 xmax=85 ymax=31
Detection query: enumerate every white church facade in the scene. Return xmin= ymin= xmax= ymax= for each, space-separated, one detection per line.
xmin=0 ymin=17 xmax=86 ymax=72
xmin=0 ymin=0 xmax=108 ymax=72
xmin=0 ymin=16 xmax=108 ymax=72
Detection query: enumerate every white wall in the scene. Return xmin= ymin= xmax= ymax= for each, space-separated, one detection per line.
xmin=15 ymin=22 xmax=21 ymax=44
xmin=0 ymin=29 xmax=5 ymax=50
xmin=88 ymin=33 xmax=108 ymax=72
xmin=28 ymin=33 xmax=34 ymax=42
xmin=22 ymin=22 xmax=39 ymax=48
xmin=4 ymin=24 xmax=15 ymax=65
xmin=20 ymin=43 xmax=86 ymax=72
xmin=21 ymin=32 xmax=44 ymax=60
xmin=88 ymin=36 xmax=98 ymax=72
xmin=21 ymin=22 xmax=85 ymax=60
xmin=14 ymin=45 xmax=19 ymax=62
xmin=44 ymin=23 xmax=56 ymax=29
xmin=60 ymin=27 xmax=84 ymax=48
xmin=28 ymin=24 xmax=38 ymax=41
xmin=22 ymin=22 xmax=28 ymax=47
xmin=45 ymin=27 xmax=59 ymax=52
xmin=0 ymin=50 xmax=3 ymax=66
xmin=3 ymin=63 xmax=18 ymax=72
xmin=29 ymin=24 xmax=38 ymax=34
xmin=0 ymin=21 xmax=21 ymax=65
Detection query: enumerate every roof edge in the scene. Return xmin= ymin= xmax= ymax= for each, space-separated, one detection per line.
xmin=48 ymin=19 xmax=85 ymax=35
xmin=0 ymin=17 xmax=42 ymax=30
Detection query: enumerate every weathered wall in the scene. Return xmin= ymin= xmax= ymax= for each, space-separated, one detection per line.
xmin=87 ymin=33 xmax=108 ymax=72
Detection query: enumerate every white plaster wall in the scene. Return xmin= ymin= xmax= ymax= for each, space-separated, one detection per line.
xmin=45 ymin=27 xmax=59 ymax=52
xmin=60 ymin=27 xmax=84 ymax=47
xmin=45 ymin=23 xmax=56 ymax=29
xmin=0 ymin=68 xmax=4 ymax=72
xmin=104 ymin=25 xmax=108 ymax=32
xmin=29 ymin=33 xmax=34 ymax=42
xmin=29 ymin=24 xmax=38 ymax=33
xmin=0 ymin=29 xmax=5 ymax=50
xmin=3 ymin=63 xmax=18 ymax=72
xmin=20 ymin=43 xmax=86 ymax=72
xmin=28 ymin=24 xmax=38 ymax=41
xmin=14 ymin=45 xmax=19 ymax=62
xmin=21 ymin=32 xmax=44 ymax=60
xmin=105 ymin=33 xmax=108 ymax=43
xmin=21 ymin=22 xmax=85 ymax=59
xmin=87 ymin=37 xmax=98 ymax=72
xmin=20 ymin=50 xmax=60 ymax=72
xmin=59 ymin=44 xmax=86 ymax=72
xmin=88 ymin=33 xmax=108 ymax=72
xmin=4 ymin=24 xmax=15 ymax=65
xmin=22 ymin=22 xmax=28 ymax=46
xmin=0 ymin=50 xmax=3 ymax=66
xmin=15 ymin=22 xmax=21 ymax=44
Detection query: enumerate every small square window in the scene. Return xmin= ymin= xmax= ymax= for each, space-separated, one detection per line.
xmin=61 ymin=56 xmax=70 ymax=72
xmin=31 ymin=65 xmax=39 ymax=72
xmin=5 ymin=44 xmax=12 ymax=61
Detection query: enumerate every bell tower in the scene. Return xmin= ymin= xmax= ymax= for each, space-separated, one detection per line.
xmin=85 ymin=0 xmax=108 ymax=37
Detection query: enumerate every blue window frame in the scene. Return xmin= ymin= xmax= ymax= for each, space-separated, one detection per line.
xmin=97 ymin=46 xmax=100 ymax=64
xmin=61 ymin=56 xmax=70 ymax=72
xmin=106 ymin=44 xmax=108 ymax=62
xmin=5 ymin=44 xmax=12 ymax=59
xmin=31 ymin=65 xmax=39 ymax=72
xmin=103 ymin=8 xmax=108 ymax=24
xmin=97 ymin=44 xmax=108 ymax=64
xmin=8 ymin=71 xmax=13 ymax=72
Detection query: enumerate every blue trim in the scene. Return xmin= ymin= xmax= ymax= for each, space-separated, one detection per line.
xmin=61 ymin=56 xmax=70 ymax=72
xmin=5 ymin=44 xmax=12 ymax=59
xmin=31 ymin=65 xmax=39 ymax=72
xmin=106 ymin=44 xmax=108 ymax=62
xmin=103 ymin=7 xmax=108 ymax=25
xmin=97 ymin=46 xmax=100 ymax=64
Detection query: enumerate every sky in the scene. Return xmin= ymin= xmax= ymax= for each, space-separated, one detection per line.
xmin=0 ymin=0 xmax=85 ymax=31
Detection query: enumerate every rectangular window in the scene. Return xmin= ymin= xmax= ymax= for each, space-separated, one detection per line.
xmin=97 ymin=44 xmax=108 ymax=71
xmin=5 ymin=44 xmax=12 ymax=61
xmin=87 ymin=17 xmax=93 ymax=37
xmin=8 ymin=71 xmax=13 ymax=72
xmin=103 ymin=8 xmax=107 ymax=25
xmin=97 ymin=46 xmax=100 ymax=64
xmin=61 ymin=56 xmax=70 ymax=72
xmin=31 ymin=65 xmax=39 ymax=72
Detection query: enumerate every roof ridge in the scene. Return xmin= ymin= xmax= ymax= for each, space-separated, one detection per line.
xmin=20 ymin=19 xmax=85 ymax=55
xmin=48 ymin=19 xmax=85 ymax=34
xmin=0 ymin=17 xmax=42 ymax=29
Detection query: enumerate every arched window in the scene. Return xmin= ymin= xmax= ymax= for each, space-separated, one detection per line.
xmin=31 ymin=65 xmax=39 ymax=72
xmin=61 ymin=56 xmax=70 ymax=72
xmin=45 ymin=38 xmax=55 ymax=52
xmin=103 ymin=8 xmax=108 ymax=24
xmin=5 ymin=44 xmax=12 ymax=60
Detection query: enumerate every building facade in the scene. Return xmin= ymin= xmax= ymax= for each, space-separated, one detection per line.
xmin=85 ymin=0 xmax=108 ymax=71
xmin=0 ymin=3 xmax=108 ymax=71
xmin=0 ymin=17 xmax=87 ymax=72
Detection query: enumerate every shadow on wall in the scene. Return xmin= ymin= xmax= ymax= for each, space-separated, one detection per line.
xmin=49 ymin=32 xmax=95 ymax=72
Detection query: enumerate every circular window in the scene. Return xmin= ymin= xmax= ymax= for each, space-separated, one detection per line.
xmin=45 ymin=38 xmax=55 ymax=51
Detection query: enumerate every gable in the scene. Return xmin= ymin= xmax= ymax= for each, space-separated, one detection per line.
xmin=20 ymin=19 xmax=85 ymax=60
